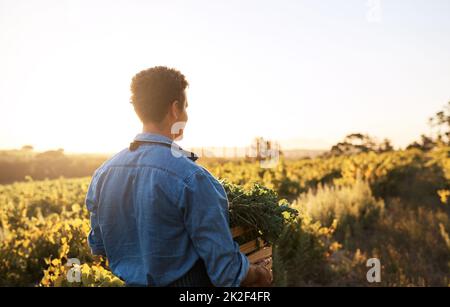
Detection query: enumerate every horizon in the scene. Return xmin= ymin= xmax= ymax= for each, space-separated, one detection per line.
xmin=0 ymin=134 xmax=417 ymax=156
xmin=0 ymin=139 xmax=331 ymax=155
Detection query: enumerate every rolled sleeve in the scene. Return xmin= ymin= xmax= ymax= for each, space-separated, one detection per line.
xmin=181 ymin=169 xmax=250 ymax=287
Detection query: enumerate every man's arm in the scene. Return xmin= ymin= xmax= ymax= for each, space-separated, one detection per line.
xmin=180 ymin=169 xmax=250 ymax=286
xmin=85 ymin=170 xmax=106 ymax=256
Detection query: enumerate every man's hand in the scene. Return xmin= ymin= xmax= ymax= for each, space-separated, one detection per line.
xmin=240 ymin=261 xmax=273 ymax=287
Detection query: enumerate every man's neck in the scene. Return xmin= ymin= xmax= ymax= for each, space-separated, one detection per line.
xmin=142 ymin=122 xmax=174 ymax=141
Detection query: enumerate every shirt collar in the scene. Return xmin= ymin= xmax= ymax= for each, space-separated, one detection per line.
xmin=134 ymin=132 xmax=174 ymax=145
xmin=132 ymin=132 xmax=199 ymax=162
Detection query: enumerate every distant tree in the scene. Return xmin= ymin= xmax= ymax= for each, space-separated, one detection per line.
xmin=428 ymin=101 xmax=450 ymax=146
xmin=327 ymin=133 xmax=395 ymax=157
xmin=329 ymin=133 xmax=387 ymax=156
xmin=406 ymin=134 xmax=436 ymax=152
xmin=21 ymin=145 xmax=34 ymax=151
xmin=330 ymin=142 xmax=360 ymax=156
xmin=378 ymin=138 xmax=394 ymax=153
xmin=407 ymin=101 xmax=450 ymax=151
xmin=36 ymin=150 xmax=66 ymax=160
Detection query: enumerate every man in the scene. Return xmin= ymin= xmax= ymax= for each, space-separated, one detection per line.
xmin=85 ymin=66 xmax=272 ymax=287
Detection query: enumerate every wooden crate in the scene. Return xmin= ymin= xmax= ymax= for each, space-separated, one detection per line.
xmin=231 ymin=226 xmax=272 ymax=270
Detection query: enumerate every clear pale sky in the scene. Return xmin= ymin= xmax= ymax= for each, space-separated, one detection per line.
xmin=1 ymin=0 xmax=449 ymax=153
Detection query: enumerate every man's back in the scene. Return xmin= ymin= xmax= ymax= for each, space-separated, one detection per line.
xmin=85 ymin=132 xmax=249 ymax=286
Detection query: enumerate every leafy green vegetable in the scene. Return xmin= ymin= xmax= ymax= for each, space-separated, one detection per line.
xmin=221 ymin=179 xmax=298 ymax=244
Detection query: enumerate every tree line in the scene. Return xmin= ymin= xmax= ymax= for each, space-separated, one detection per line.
xmin=326 ymin=101 xmax=450 ymax=157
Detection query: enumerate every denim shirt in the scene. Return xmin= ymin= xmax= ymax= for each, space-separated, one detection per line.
xmin=85 ymin=132 xmax=249 ymax=286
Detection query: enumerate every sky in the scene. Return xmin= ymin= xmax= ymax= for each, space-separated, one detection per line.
xmin=0 ymin=0 xmax=449 ymax=153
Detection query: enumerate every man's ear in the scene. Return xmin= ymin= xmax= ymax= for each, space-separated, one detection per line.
xmin=171 ymin=100 xmax=179 ymax=120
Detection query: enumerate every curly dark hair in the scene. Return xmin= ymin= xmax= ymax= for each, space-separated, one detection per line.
xmin=130 ymin=66 xmax=189 ymax=123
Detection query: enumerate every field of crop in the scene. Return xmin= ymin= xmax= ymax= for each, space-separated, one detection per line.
xmin=0 ymin=146 xmax=449 ymax=286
